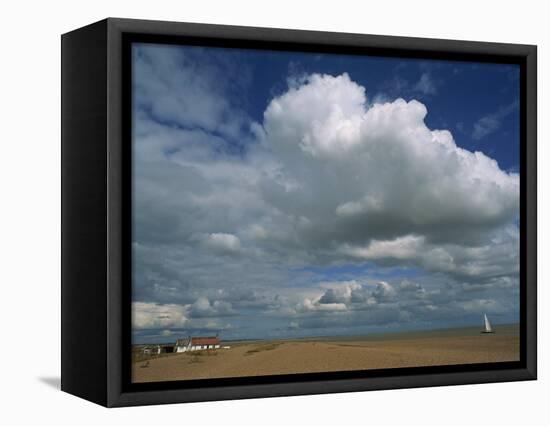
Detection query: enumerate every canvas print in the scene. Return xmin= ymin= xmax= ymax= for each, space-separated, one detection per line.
xmin=131 ymin=42 xmax=520 ymax=383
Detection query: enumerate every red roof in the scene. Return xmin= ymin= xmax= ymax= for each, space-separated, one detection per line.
xmin=191 ymin=336 xmax=220 ymax=346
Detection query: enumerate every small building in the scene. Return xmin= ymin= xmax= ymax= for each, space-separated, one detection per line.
xmin=175 ymin=336 xmax=221 ymax=352
xmin=134 ymin=344 xmax=176 ymax=359
xmin=138 ymin=345 xmax=159 ymax=356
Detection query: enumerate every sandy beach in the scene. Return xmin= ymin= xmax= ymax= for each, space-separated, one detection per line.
xmin=132 ymin=325 xmax=520 ymax=383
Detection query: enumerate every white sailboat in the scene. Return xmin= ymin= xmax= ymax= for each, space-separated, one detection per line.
xmin=481 ymin=314 xmax=494 ymax=334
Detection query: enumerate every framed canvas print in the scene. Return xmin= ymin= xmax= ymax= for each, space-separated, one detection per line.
xmin=61 ymin=18 xmax=537 ymax=407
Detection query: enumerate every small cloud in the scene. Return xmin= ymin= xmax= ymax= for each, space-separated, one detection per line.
xmin=317 ymin=281 xmax=362 ymax=305
xmin=372 ymin=282 xmax=397 ymax=303
xmin=202 ymin=232 xmax=241 ymax=254
xmin=132 ymin=302 xmax=189 ymax=329
xmin=289 ymin=320 xmax=300 ymax=329
xmin=341 ymin=235 xmax=425 ymax=261
xmin=299 ymin=297 xmax=347 ymax=312
xmin=336 ymin=195 xmax=383 ymax=217
xmin=472 ymin=115 xmax=500 ymax=140
xmin=249 ymin=224 xmax=269 ymax=240
xmin=398 ymin=280 xmax=426 ymax=299
xmin=472 ymin=101 xmax=518 ymax=140
xmin=189 ymin=297 xmax=235 ymax=318
xmin=318 ymin=289 xmax=341 ymax=304
xmin=413 ymin=73 xmax=437 ymax=95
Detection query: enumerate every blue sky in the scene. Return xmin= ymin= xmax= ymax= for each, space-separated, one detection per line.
xmin=131 ymin=43 xmax=520 ymax=343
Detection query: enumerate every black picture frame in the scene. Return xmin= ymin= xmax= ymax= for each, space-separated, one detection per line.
xmin=61 ymin=17 xmax=537 ymax=407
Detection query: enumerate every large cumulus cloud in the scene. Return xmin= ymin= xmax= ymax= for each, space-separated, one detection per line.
xmin=259 ymin=73 xmax=519 ymax=252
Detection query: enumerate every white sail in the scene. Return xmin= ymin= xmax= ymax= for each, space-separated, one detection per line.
xmin=483 ymin=314 xmax=493 ymax=333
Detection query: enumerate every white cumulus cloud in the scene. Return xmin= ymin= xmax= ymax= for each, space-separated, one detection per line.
xmin=201 ymin=232 xmax=241 ymax=254
xmin=260 ymin=73 xmax=519 ymax=252
xmin=132 ymin=302 xmax=189 ymax=329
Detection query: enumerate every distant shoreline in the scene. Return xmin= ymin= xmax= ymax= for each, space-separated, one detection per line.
xmin=133 ymin=323 xmax=520 ymax=347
